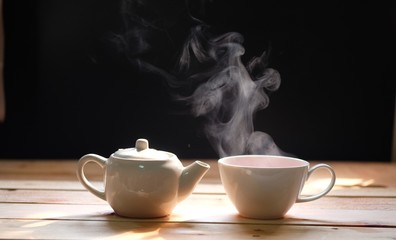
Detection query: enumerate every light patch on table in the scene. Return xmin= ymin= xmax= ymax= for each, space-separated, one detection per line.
xmin=102 ymin=229 xmax=163 ymax=240
xmin=21 ymin=220 xmax=56 ymax=228
xmin=302 ymin=178 xmax=377 ymax=196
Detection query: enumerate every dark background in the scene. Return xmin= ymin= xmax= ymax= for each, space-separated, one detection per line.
xmin=0 ymin=0 xmax=395 ymax=161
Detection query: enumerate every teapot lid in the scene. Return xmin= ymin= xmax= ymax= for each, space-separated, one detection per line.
xmin=113 ymin=139 xmax=170 ymax=160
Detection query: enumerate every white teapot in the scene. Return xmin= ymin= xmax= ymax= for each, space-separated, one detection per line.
xmin=77 ymin=138 xmax=210 ymax=218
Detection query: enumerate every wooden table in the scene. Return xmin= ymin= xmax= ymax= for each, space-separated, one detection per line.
xmin=0 ymin=160 xmax=395 ymax=239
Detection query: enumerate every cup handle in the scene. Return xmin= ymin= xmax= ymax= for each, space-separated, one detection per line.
xmin=76 ymin=154 xmax=107 ymax=201
xmin=296 ymin=164 xmax=336 ymax=203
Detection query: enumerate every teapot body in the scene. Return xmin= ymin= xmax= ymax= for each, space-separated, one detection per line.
xmin=105 ymin=154 xmax=183 ymax=218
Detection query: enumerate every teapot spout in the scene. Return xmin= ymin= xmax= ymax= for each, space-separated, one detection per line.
xmin=178 ymin=161 xmax=210 ymax=202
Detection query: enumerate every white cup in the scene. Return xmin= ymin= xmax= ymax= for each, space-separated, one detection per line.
xmin=218 ymin=155 xmax=336 ymax=219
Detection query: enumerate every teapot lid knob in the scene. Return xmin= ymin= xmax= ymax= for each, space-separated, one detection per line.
xmin=113 ymin=138 xmax=172 ymax=160
xmin=136 ymin=139 xmax=149 ymax=152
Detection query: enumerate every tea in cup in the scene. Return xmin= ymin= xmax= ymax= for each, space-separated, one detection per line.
xmin=218 ymin=155 xmax=336 ymax=219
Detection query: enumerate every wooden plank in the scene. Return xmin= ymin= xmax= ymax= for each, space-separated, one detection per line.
xmin=0 ymin=180 xmax=88 ymax=190
xmin=0 ymin=189 xmax=107 ymax=205
xmin=0 ymin=159 xmax=396 ymax=181
xmin=0 ymin=194 xmax=395 ymax=227
xmin=0 ymin=160 xmax=79 ymax=175
xmin=0 ymin=160 xmax=103 ymax=181
xmin=0 ymin=160 xmax=218 ymax=176
xmin=1 ymin=179 xmax=396 ymax=197
xmin=1 ymin=219 xmax=395 ymax=240
xmin=1 ymin=160 xmax=396 ymax=187
xmin=0 ymin=160 xmax=220 ymax=181
xmin=2 ymin=189 xmax=396 ymax=208
xmin=326 ymin=188 xmax=396 ymax=198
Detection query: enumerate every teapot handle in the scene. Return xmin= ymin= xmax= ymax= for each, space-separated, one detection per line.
xmin=76 ymin=154 xmax=107 ymax=201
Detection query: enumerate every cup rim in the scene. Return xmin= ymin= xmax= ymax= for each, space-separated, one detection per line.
xmin=218 ymin=155 xmax=309 ymax=169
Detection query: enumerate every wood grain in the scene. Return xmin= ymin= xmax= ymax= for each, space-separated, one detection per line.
xmin=0 ymin=195 xmax=395 ymax=227
xmin=0 ymin=160 xmax=395 ymax=239
xmin=3 ymin=219 xmax=396 ymax=240
xmin=1 ymin=160 xmax=395 ymax=186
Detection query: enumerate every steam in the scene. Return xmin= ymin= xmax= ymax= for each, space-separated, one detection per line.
xmin=176 ymin=25 xmax=283 ymax=157
xmin=114 ymin=0 xmax=285 ymax=158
